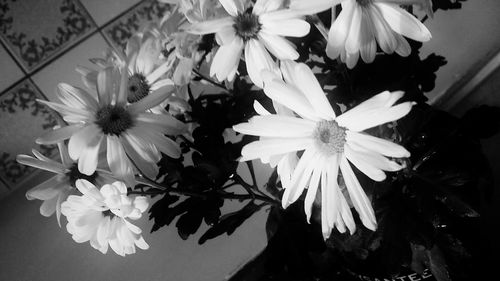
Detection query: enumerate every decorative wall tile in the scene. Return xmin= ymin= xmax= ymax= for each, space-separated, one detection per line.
xmin=102 ymin=0 xmax=172 ymax=53
xmin=80 ymin=0 xmax=141 ymax=27
xmin=32 ymin=34 xmax=110 ymax=102
xmin=0 ymin=79 xmax=59 ymax=188
xmin=0 ymin=0 xmax=96 ymax=72
xmin=0 ymin=44 xmax=23 ymax=92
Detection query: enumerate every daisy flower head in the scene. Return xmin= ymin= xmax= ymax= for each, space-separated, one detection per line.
xmin=36 ymin=67 xmax=188 ymax=186
xmin=16 ymin=140 xmax=114 ymax=226
xmin=61 ymin=180 xmax=149 ymax=256
xmin=291 ymin=0 xmax=432 ymax=68
xmin=187 ymin=0 xmax=311 ymax=87
xmin=233 ymin=61 xmax=414 ymax=238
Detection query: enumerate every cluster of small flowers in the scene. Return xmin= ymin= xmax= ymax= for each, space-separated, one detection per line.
xmin=18 ymin=0 xmax=432 ymax=255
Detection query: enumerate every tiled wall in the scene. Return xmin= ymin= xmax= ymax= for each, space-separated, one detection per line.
xmin=0 ymin=0 xmax=172 ymax=198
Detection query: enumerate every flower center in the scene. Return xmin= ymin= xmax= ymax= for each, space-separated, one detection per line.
xmin=233 ymin=9 xmax=261 ymax=41
xmin=95 ymin=105 xmax=134 ymax=135
xmin=102 ymin=209 xmax=116 ymax=218
xmin=67 ymin=163 xmax=98 ymax=187
xmin=356 ymin=0 xmax=373 ymax=7
xmin=127 ymin=73 xmax=150 ymax=103
xmin=314 ymin=120 xmax=347 ymax=155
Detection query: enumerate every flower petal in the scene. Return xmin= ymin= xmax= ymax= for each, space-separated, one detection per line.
xmin=78 ymin=134 xmax=103 ymax=176
xmin=258 ymin=31 xmax=299 ymax=60
xmin=377 ymin=3 xmax=431 ymax=42
xmin=128 ymin=84 xmax=175 ymax=114
xmin=219 ymin=0 xmax=243 ymax=16
xmin=107 ymin=135 xmax=134 ymax=179
xmin=339 ymin=155 xmax=377 ymax=231
xmin=240 ymin=137 xmax=314 ymax=161
xmin=187 ymin=17 xmax=234 ymax=34
xmin=344 ymin=145 xmax=386 ymax=181
xmin=36 ymin=124 xmax=84 ymax=145
xmin=263 ymin=80 xmax=319 ymax=121
xmin=290 ymin=0 xmax=341 ymax=15
xmin=210 ymin=37 xmax=244 ymax=82
xmin=16 ymin=155 xmax=65 ymax=174
xmin=282 ymin=147 xmax=318 ymax=208
xmin=244 ymin=39 xmax=277 ymax=88
xmin=253 ymin=0 xmax=284 ymax=15
xmin=26 ymin=176 xmax=66 ymax=200
xmin=261 ymin=18 xmax=310 ymax=37
xmin=233 ymin=115 xmax=315 ymax=138
xmin=346 ymin=131 xmax=410 ymax=158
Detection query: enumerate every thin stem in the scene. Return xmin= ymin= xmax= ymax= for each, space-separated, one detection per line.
xmin=308 ymin=14 xmax=329 ymax=40
xmin=192 ymin=69 xmax=228 ymax=91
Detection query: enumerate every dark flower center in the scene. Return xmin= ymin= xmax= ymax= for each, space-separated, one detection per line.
xmin=127 ymin=73 xmax=150 ymax=103
xmin=102 ymin=209 xmax=116 ymax=218
xmin=67 ymin=163 xmax=98 ymax=187
xmin=234 ymin=10 xmax=261 ymax=41
xmin=95 ymin=105 xmax=134 ymax=135
xmin=314 ymin=120 xmax=347 ymax=154
xmin=356 ymin=0 xmax=373 ymax=7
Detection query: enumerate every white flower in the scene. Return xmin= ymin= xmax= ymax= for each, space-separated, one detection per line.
xmin=16 ymin=140 xmax=114 ymax=226
xmin=61 ymin=180 xmax=149 ymax=256
xmin=36 ymin=67 xmax=187 ymax=185
xmin=290 ymin=0 xmax=432 ymax=68
xmin=187 ymin=0 xmax=311 ymax=87
xmin=233 ymin=61 xmax=413 ymax=238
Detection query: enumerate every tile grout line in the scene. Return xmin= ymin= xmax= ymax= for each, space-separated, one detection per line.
xmin=0 ymin=0 xmax=147 ymax=98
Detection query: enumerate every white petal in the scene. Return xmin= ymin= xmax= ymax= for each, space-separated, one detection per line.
xmin=339 ymin=101 xmax=415 ymax=132
xmin=26 ymin=177 xmax=66 ymax=200
xmin=37 ymin=99 xmax=93 ymax=123
xmin=133 ymin=126 xmax=182 ymax=158
xmin=253 ymin=0 xmax=283 ymax=15
xmin=282 ymin=148 xmax=318 ymax=208
xmin=244 ymin=39 xmax=276 ymax=88
xmin=325 ymin=155 xmax=340 ymax=229
xmin=377 ymin=3 xmax=431 ymax=42
xmin=338 ymin=188 xmax=356 ymax=234
xmin=121 ymin=134 xmax=159 ymax=180
xmin=369 ymin=4 xmax=397 ymax=54
xmin=78 ymin=134 xmax=103 ymax=176
xmin=345 ymin=4 xmax=362 ymax=55
xmin=68 ymin=124 xmax=99 ymax=162
xmin=40 ymin=196 xmax=58 ymax=217
xmin=219 ymin=0 xmax=243 ymax=16
xmin=290 ymin=63 xmax=336 ymax=120
xmin=289 ymin=0 xmax=341 ymax=15
xmin=345 ymin=145 xmax=386 ymax=181
xmin=107 ymin=136 xmax=134 ymax=179
xmin=253 ymin=100 xmax=272 ymax=115
xmin=339 ymin=156 xmax=377 ymax=231
xmin=135 ymin=236 xmax=149 ymax=250
xmin=346 ymin=142 xmax=405 ymax=172
xmin=97 ymin=67 xmax=115 ymax=105
xmin=36 ymin=124 xmax=84 ymax=145
xmin=359 ymin=8 xmax=377 ymax=63
xmin=57 ymin=83 xmax=98 ymax=111
xmin=234 ymin=115 xmax=315 ymax=138
xmin=136 ymin=113 xmax=187 ymax=135
xmin=394 ymin=32 xmax=411 ymax=57
xmin=187 ymin=17 xmax=234 ymax=34
xmin=263 ymin=80 xmax=319 ymax=121
xmin=258 ymin=32 xmax=298 ymax=60
xmin=210 ymin=37 xmax=244 ymax=82
xmin=136 ymin=38 xmax=162 ymax=75
xmin=326 ymin=1 xmax=354 ymax=59
xmin=261 ymin=18 xmax=310 ymax=37
xmin=304 ymin=157 xmax=324 ymax=223
xmin=16 ymin=155 xmax=65 ymax=174
xmin=75 ymin=179 xmax=105 ymax=202
xmin=216 ymin=26 xmax=237 ymax=45
xmin=346 ymin=131 xmax=410 ymax=158
xmin=240 ymin=137 xmax=314 ymax=161
xmin=128 ymin=85 xmax=174 ymax=114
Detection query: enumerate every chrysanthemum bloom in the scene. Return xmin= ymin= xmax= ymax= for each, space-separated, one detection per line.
xmin=291 ymin=0 xmax=432 ymax=68
xmin=36 ymin=67 xmax=187 ymax=185
xmin=61 ymin=180 xmax=149 ymax=256
xmin=16 ymin=141 xmax=114 ymax=226
xmin=233 ymin=61 xmax=413 ymax=238
xmin=187 ymin=0 xmax=311 ymax=87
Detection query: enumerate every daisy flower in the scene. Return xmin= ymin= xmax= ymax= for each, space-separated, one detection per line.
xmin=16 ymin=140 xmax=114 ymax=226
xmin=61 ymin=180 xmax=149 ymax=256
xmin=187 ymin=0 xmax=311 ymax=87
xmin=233 ymin=61 xmax=413 ymax=238
xmin=36 ymin=67 xmax=187 ymax=185
xmin=291 ymin=0 xmax=432 ymax=68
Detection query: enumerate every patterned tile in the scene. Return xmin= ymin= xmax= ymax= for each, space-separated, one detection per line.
xmin=102 ymin=0 xmax=172 ymax=53
xmin=80 ymin=0 xmax=141 ymax=26
xmin=32 ymin=33 xmax=110 ymax=102
xmin=0 ymin=0 xmax=96 ymax=72
xmin=0 ymin=79 xmax=59 ymax=189
xmin=0 ymin=43 xmax=23 ymax=91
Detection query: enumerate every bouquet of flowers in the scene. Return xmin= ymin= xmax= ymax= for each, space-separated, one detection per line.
xmin=17 ymin=0 xmax=496 ymax=280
